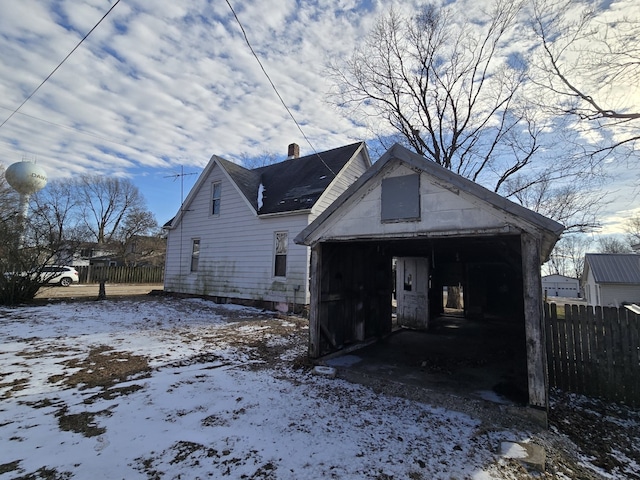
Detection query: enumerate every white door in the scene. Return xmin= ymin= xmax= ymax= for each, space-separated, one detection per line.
xmin=396 ymin=257 xmax=429 ymax=329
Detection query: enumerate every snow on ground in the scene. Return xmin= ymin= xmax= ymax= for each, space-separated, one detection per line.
xmin=0 ymin=297 xmax=637 ymax=479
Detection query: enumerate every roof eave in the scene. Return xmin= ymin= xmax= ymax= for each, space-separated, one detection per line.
xmin=258 ymin=209 xmax=312 ymax=218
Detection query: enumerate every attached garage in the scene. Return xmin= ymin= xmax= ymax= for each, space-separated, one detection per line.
xmin=295 ymin=144 xmax=564 ymax=420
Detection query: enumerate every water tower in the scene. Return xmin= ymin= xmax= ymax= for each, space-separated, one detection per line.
xmin=5 ymin=161 xmax=48 ymax=220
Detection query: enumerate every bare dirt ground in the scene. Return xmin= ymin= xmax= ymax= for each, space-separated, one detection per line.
xmin=34 ymin=283 xmax=163 ymax=300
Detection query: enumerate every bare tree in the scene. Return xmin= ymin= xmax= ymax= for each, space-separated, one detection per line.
xmin=331 ymin=2 xmax=542 ymax=189
xmin=506 ymin=174 xmax=606 ymax=232
xmin=0 ymin=164 xmax=19 ymax=223
xmin=626 ymin=213 xmax=640 ymax=247
xmin=0 ymin=164 xmax=57 ymax=304
xmin=530 ymin=0 xmax=640 ymax=155
xmin=30 ymin=179 xmax=82 ymax=248
xmin=238 ymin=151 xmax=280 ymax=169
xmin=111 ymin=208 xmax=159 ymax=266
xmin=597 ymin=235 xmax=632 ymax=253
xmin=75 ymin=176 xmax=145 ymax=245
xmin=543 ymin=233 xmax=592 ymax=278
xmin=330 ymin=1 xmax=603 ymax=233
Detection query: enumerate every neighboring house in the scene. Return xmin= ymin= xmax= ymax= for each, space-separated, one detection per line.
xmin=582 ymin=253 xmax=640 ymax=307
xmin=542 ymin=274 xmax=580 ymax=298
xmin=163 ymin=142 xmax=371 ymax=310
xmin=54 ymin=242 xmax=113 ymax=267
xmin=55 ymin=236 xmax=166 ymax=267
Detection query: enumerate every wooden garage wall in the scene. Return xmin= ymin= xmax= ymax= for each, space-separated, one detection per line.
xmin=309 ymin=242 xmax=393 ymax=358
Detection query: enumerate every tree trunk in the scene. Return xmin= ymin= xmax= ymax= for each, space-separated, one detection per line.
xmin=446 ymin=285 xmax=462 ymax=309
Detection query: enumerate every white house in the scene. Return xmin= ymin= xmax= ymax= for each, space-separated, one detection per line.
xmin=541 ymin=274 xmax=580 ymax=298
xmin=582 ymin=253 xmax=640 ymax=307
xmin=163 ymin=142 xmax=371 ymax=311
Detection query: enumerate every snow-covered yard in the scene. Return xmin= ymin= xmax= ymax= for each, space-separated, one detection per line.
xmin=1 ymin=296 xmax=638 ymax=479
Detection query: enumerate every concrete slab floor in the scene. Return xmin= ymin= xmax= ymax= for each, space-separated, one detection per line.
xmin=323 ymin=313 xmax=530 ymax=407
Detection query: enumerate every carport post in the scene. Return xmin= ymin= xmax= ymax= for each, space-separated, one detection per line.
xmin=308 ymin=244 xmax=322 ymax=358
xmin=521 ymin=232 xmax=548 ymax=425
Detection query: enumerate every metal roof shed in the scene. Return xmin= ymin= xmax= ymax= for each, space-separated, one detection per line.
xmin=295 ymin=144 xmax=564 ymax=423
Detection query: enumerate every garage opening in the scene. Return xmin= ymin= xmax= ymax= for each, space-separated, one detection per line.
xmin=318 ymin=235 xmax=529 ymax=405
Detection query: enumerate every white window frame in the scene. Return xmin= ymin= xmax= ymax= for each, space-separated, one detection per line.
xmin=274 ymin=231 xmax=288 ymax=278
xmin=190 ymin=238 xmax=200 ymax=272
xmin=211 ymin=181 xmax=221 ymax=216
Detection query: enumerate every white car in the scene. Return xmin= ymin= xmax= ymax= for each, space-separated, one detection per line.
xmin=38 ymin=266 xmax=79 ymax=287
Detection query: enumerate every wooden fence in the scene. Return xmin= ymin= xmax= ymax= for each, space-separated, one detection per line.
xmin=76 ymin=266 xmax=164 ymax=284
xmin=544 ymin=303 xmax=640 ymax=407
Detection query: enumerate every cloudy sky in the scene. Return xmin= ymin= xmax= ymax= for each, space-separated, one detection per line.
xmin=0 ymin=0 xmax=637 ymax=231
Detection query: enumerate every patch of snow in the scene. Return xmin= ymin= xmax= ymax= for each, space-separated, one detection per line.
xmin=500 ymin=441 xmax=528 ymax=459
xmin=257 ymin=182 xmax=265 ymax=210
xmin=1 ymin=297 xmax=635 ymax=479
xmin=313 ymin=366 xmax=337 ymax=378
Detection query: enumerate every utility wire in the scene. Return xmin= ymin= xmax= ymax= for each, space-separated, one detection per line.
xmin=224 ymin=0 xmax=337 ymax=176
xmin=0 ymin=0 xmax=122 ymax=131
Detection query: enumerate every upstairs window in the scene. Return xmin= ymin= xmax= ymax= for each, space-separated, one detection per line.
xmin=211 ymin=182 xmax=221 ymax=215
xmin=381 ymin=174 xmax=420 ymax=222
xmin=190 ymin=239 xmax=200 ymax=272
xmin=274 ymin=231 xmax=288 ymax=277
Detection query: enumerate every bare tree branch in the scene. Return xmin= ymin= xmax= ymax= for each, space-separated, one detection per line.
xmin=530 ymin=0 xmax=640 ymax=151
xmin=328 ymin=0 xmax=605 ymax=231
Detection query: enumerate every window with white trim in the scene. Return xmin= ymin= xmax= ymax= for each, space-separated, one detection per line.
xmin=191 ymin=239 xmax=200 ymax=272
xmin=274 ymin=231 xmax=288 ymax=277
xmin=211 ymin=182 xmax=221 ymax=215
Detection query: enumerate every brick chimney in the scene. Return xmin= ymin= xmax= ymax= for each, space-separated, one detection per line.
xmin=287 ymin=143 xmax=300 ymax=159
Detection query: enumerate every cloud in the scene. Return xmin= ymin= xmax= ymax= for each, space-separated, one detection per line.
xmin=0 ymin=0 xmax=636 ymax=225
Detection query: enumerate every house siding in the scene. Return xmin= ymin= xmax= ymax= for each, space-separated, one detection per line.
xmin=311 ymin=150 xmax=369 ymax=221
xmin=600 ymin=284 xmax=640 ymax=307
xmin=582 ymin=255 xmax=640 ymax=307
xmin=164 ymin=163 xmax=312 ymax=306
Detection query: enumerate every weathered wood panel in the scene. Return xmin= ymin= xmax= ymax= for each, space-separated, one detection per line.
xmin=521 ymin=232 xmax=547 ymax=411
xmin=545 ymin=303 xmax=640 ymax=407
xmin=309 ymin=242 xmax=393 ymax=358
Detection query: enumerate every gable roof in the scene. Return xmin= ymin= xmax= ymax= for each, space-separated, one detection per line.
xmin=584 ymin=253 xmax=640 ymax=284
xmin=235 ymin=142 xmax=367 ymax=215
xmin=166 ymin=142 xmax=368 ymax=228
xmin=295 ymin=143 xmax=564 ymax=258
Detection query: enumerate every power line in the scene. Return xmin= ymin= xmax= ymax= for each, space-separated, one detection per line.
xmin=224 ymin=0 xmax=337 ymax=176
xmin=0 ymin=0 xmax=122 ymax=131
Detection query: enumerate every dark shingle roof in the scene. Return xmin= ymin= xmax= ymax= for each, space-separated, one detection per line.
xmin=224 ymin=142 xmax=364 ymax=215
xmin=585 ymin=253 xmax=640 ymax=284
